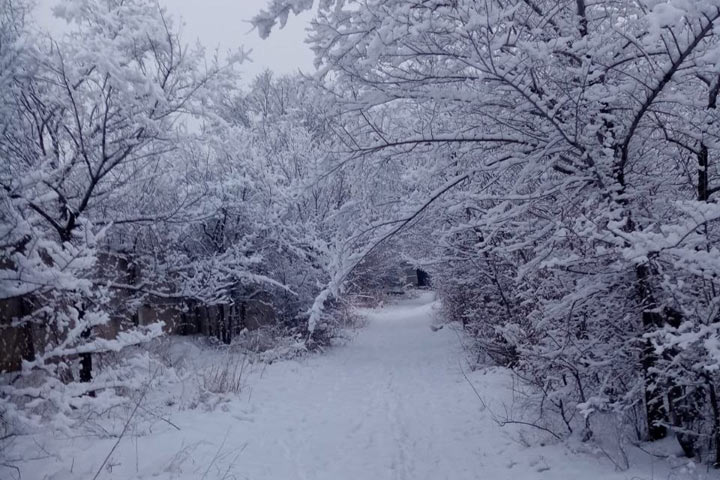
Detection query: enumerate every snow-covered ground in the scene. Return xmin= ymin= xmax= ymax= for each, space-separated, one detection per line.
xmin=4 ymin=291 xmax=709 ymax=479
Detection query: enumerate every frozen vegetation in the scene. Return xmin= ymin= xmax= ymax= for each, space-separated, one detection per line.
xmin=3 ymin=293 xmax=708 ymax=479
xmin=4 ymin=0 xmax=720 ymax=478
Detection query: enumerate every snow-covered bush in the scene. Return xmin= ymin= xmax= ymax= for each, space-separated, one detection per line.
xmin=201 ymin=353 xmax=249 ymax=395
xmin=0 ymin=0 xmax=356 ymax=445
xmin=0 ymin=0 xmax=241 ymax=437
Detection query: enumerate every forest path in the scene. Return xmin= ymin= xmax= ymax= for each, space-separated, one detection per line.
xmin=185 ymin=291 xmax=636 ymax=480
xmin=240 ymin=291 xmax=484 ymax=480
xmin=22 ymin=291 xmax=691 ymax=479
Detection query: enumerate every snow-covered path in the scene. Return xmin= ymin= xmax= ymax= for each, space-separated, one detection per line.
xmin=237 ymin=292 xmax=484 ymax=480
xmin=16 ymin=291 xmax=700 ymax=479
xmin=163 ymin=291 xmax=686 ymax=480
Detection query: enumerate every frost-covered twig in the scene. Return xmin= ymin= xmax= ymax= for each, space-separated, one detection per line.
xmin=92 ymin=369 xmax=157 ymax=480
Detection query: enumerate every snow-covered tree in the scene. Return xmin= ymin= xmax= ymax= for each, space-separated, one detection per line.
xmin=0 ymin=0 xmax=243 ymax=432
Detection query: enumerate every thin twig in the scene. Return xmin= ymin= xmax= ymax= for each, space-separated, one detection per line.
xmin=495 ymin=418 xmax=563 ymax=440
xmin=201 ymin=428 xmax=231 ymax=480
xmin=0 ymin=463 xmax=20 ymax=480
xmin=137 ymin=405 xmax=181 ymax=431
xmin=92 ymin=370 xmax=157 ymax=480
xmin=457 ymin=359 xmax=488 ymax=411
xmin=630 ymin=441 xmax=670 ymax=459
xmin=453 ymin=329 xmax=562 ymax=441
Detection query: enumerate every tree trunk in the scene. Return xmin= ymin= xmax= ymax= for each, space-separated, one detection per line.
xmin=20 ymin=297 xmax=35 ymax=363
xmin=219 ymin=304 xmax=230 ymax=345
xmin=706 ymin=379 xmax=720 ymax=468
xmin=193 ymin=303 xmax=202 ymax=334
xmin=668 ymin=385 xmax=699 ymax=457
xmin=699 ymin=144 xmax=709 ymax=202
xmin=240 ymin=301 xmax=247 ymax=331
xmin=636 ymin=263 xmax=669 ymax=440
xmin=79 ymin=326 xmax=95 ymax=397
xmin=228 ymin=304 xmax=235 ymax=343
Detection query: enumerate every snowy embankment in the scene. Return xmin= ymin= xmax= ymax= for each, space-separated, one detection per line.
xmin=4 ymin=292 xmax=707 ymax=479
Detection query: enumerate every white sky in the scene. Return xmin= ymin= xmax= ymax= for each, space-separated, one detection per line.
xmin=34 ymin=0 xmax=316 ymax=83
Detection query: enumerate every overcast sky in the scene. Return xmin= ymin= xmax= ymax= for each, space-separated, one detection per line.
xmin=35 ymin=0 xmax=316 ymax=83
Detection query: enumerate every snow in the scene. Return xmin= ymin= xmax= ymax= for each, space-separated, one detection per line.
xmin=5 ymin=292 xmax=707 ymax=479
